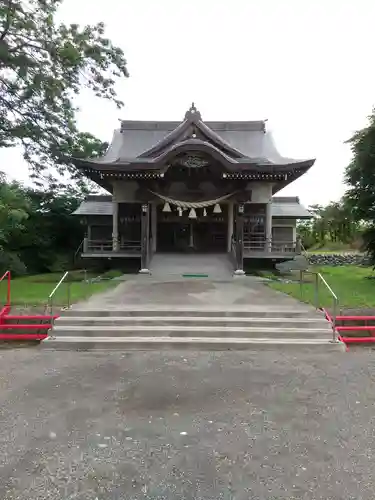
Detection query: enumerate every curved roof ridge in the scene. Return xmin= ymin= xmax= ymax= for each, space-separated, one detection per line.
xmin=195 ymin=120 xmax=246 ymax=158
xmin=139 ymin=138 xmax=242 ymax=167
xmin=140 ymin=119 xmax=190 ymax=158
xmin=139 ymin=116 xmax=247 ymax=160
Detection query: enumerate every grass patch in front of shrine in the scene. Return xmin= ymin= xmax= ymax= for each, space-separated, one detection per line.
xmin=0 ymin=270 xmax=123 ymax=307
xmin=265 ymin=265 xmax=375 ymax=309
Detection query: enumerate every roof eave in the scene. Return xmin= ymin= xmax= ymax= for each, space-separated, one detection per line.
xmin=271 ymin=159 xmax=315 ymax=194
xmin=73 ymin=149 xmax=315 ymax=175
xmin=72 ymin=159 xmax=113 ymax=192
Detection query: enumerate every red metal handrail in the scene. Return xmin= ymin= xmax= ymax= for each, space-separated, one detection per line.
xmin=0 ymin=271 xmax=62 ymax=341
xmin=337 ymin=315 xmax=375 ymax=321
xmin=0 ymin=271 xmax=11 ymax=307
xmin=324 ymin=309 xmax=375 ymax=346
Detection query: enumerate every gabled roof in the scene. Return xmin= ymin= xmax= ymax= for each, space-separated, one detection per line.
xmin=73 ymin=104 xmax=315 ymax=182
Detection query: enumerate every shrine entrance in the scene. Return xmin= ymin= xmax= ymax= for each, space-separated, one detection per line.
xmin=156 ymin=205 xmax=228 ymax=253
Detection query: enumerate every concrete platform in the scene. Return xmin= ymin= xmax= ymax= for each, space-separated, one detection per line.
xmin=77 ymin=275 xmax=318 ymax=310
xmin=149 ymin=253 xmax=234 ymax=280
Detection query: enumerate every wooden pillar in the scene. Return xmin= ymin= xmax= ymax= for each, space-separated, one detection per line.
xmin=151 ymin=203 xmax=157 ymax=252
xmin=234 ymin=204 xmax=245 ymax=275
xmin=296 ymin=235 xmax=302 ymax=254
xmin=227 ymin=202 xmax=233 ymax=252
xmin=140 ymin=203 xmax=150 ymax=273
xmin=292 ymin=225 xmax=297 ymax=245
xmin=188 ymin=221 xmax=194 ymax=248
xmin=265 ymin=200 xmax=272 ymax=252
xmin=112 ymin=200 xmax=119 ymax=251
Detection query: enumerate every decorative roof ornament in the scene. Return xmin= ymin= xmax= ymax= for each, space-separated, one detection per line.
xmin=185 ymin=102 xmax=201 ymax=120
xmin=177 ymin=154 xmax=209 ymax=169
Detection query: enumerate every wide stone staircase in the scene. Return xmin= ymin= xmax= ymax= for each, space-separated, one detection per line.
xmin=42 ymin=306 xmax=345 ymax=351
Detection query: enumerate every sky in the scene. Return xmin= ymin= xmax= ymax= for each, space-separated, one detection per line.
xmin=1 ymin=0 xmax=375 ymax=206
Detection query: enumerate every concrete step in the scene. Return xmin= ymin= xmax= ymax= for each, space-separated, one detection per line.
xmin=63 ymin=308 xmax=318 ymax=319
xmin=55 ymin=316 xmax=329 ymax=330
xmin=44 ymin=306 xmax=341 ymax=351
xmin=41 ymin=336 xmax=345 ymax=352
xmin=52 ymin=324 xmax=332 ymax=339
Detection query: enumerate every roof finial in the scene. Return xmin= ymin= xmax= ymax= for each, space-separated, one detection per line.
xmin=185 ymin=102 xmax=201 ymax=120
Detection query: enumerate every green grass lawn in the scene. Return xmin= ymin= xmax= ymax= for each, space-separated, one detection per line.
xmin=306 ymin=242 xmax=361 ymax=254
xmin=267 ymin=266 xmax=375 ymax=309
xmin=0 ymin=270 xmax=123 ymax=307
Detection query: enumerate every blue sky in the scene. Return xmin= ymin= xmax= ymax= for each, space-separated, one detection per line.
xmin=1 ymin=0 xmax=374 ymax=206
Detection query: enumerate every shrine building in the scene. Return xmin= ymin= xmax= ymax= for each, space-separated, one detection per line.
xmin=72 ymin=104 xmax=313 ymax=274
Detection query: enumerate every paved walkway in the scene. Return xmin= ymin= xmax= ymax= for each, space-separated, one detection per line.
xmin=78 ymin=274 xmax=316 ymax=311
xmin=0 ymin=348 xmax=374 ymax=499
xmin=150 ymin=253 xmax=234 ymax=280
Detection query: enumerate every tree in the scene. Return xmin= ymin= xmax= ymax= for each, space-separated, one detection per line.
xmin=345 ymin=109 xmax=375 ymax=221
xmin=0 ymin=0 xmax=128 ymax=184
xmin=0 ymin=171 xmax=29 ymax=244
xmin=0 ymin=172 xmax=30 ymax=273
xmin=345 ymin=109 xmax=375 ymax=261
xmin=0 ymin=172 xmax=87 ymax=275
xmin=308 ymin=204 xmax=326 ymax=244
xmin=297 ymin=201 xmax=361 ymax=250
xmin=15 ymin=185 xmax=84 ymax=272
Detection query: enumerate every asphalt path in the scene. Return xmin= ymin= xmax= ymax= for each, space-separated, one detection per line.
xmin=0 ymin=348 xmax=373 ymax=500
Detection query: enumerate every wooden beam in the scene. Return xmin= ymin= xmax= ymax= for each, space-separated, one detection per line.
xmin=227 ymin=202 xmax=233 ymax=252
xmin=140 ymin=204 xmax=150 ymax=273
xmin=151 ymin=203 xmax=157 ymax=252
xmin=112 ymin=200 xmax=119 ymax=251
xmin=265 ymin=200 xmax=272 ymax=252
xmin=234 ymin=204 xmax=244 ymax=275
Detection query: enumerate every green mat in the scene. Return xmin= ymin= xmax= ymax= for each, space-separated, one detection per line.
xmin=182 ymin=274 xmax=209 ymax=278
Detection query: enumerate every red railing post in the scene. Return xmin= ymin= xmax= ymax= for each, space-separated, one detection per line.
xmin=7 ymin=271 xmax=10 ymax=307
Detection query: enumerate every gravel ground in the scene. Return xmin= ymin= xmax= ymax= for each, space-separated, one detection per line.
xmin=0 ymin=348 xmax=374 ymax=499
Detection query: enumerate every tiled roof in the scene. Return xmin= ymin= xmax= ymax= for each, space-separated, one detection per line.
xmin=272 ymin=202 xmax=311 ymax=219
xmin=72 ymin=201 xmax=113 ymax=216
